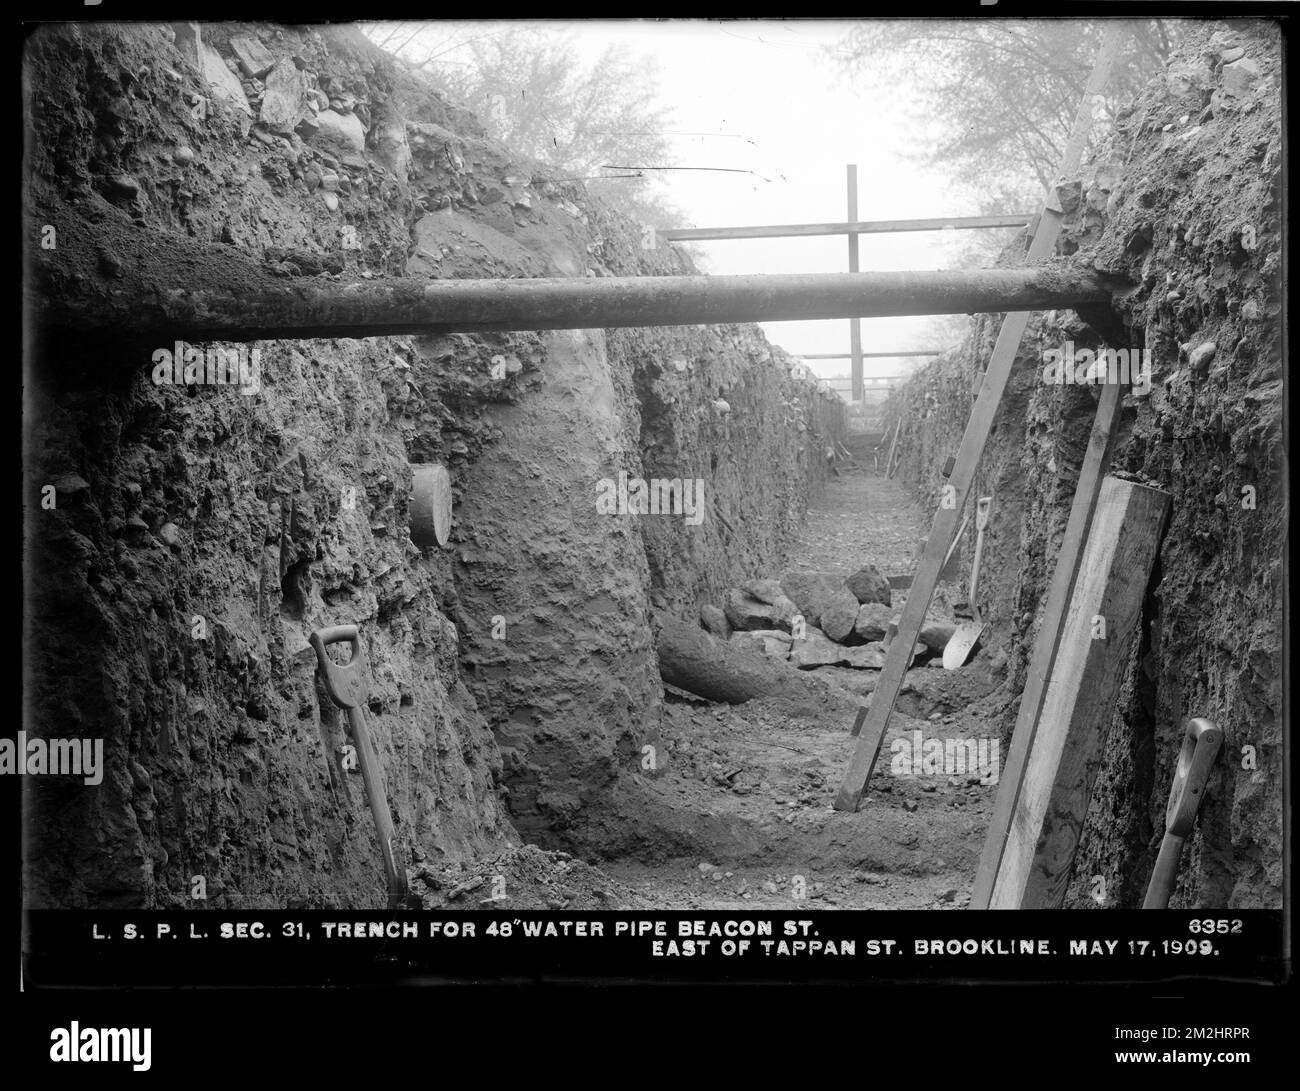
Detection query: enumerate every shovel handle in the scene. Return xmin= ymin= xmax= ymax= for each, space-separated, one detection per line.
xmin=1165 ymin=717 xmax=1222 ymax=836
xmin=1142 ymin=717 xmax=1222 ymax=909
xmin=346 ymin=706 xmax=409 ymax=904
xmin=310 ymin=625 xmax=366 ymax=710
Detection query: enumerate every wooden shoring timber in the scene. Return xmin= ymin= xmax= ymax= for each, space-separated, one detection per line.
xmin=799 ymin=352 xmax=941 ymax=360
xmin=970 ymin=381 xmax=1126 ymax=907
xmin=883 ymin=419 xmax=902 ymax=478
xmin=658 ymin=214 xmax=1035 ymax=243
xmin=988 ymin=477 xmax=1171 ymax=909
xmin=847 ymin=165 xmax=864 ymax=402
xmin=832 ymin=24 xmax=1125 ymax=813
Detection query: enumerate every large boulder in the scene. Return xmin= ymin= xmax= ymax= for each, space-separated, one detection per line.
xmin=846 ymin=564 xmax=892 ymax=607
xmin=729 ymin=630 xmax=792 ymax=659
xmin=918 ymin=620 xmax=957 ymax=654
xmin=700 ymin=604 xmax=731 ymax=639
xmin=819 ymin=594 xmax=860 ymax=643
xmin=788 ymin=625 xmax=843 ymax=669
xmin=723 ymin=587 xmax=798 ymax=632
xmin=742 ymin=577 xmax=788 ymax=605
xmin=655 ymin=615 xmax=832 ymax=705
xmin=841 ymin=643 xmax=888 ymax=670
xmin=854 ymin=602 xmax=894 ymax=642
xmin=780 ymin=570 xmax=859 ymax=630
xmin=789 ymin=627 xmax=888 ymax=671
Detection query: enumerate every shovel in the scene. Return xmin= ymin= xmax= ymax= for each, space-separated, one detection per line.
xmin=310 ymin=623 xmax=417 ymax=910
xmin=1143 ymin=717 xmax=1223 ymax=909
xmin=943 ymin=495 xmax=992 ymax=669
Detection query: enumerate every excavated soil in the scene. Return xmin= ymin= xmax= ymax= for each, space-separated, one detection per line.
xmin=566 ymin=465 xmax=1006 ymax=910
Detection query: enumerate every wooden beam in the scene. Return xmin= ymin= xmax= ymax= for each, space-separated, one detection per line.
xmin=970 ymin=380 xmax=1126 ymax=908
xmin=799 ymin=351 xmax=941 ymax=359
xmin=832 ymin=24 xmax=1125 ymax=813
xmin=659 ymin=215 xmax=1035 ymax=243
xmin=988 ymin=477 xmax=1170 ymax=909
xmin=847 ymin=165 xmax=864 ymax=402
xmin=883 ymin=419 xmax=902 ymax=480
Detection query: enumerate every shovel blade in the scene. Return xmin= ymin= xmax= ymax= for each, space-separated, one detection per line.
xmin=942 ymin=622 xmax=985 ymax=669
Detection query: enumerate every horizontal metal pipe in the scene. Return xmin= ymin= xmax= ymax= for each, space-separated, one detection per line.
xmin=39 ymin=267 xmax=1112 ymax=344
xmin=659 ymin=214 xmax=1034 ymax=242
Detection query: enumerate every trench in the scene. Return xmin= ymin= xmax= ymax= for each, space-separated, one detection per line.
xmin=21 ymin=19 xmax=1282 ymax=913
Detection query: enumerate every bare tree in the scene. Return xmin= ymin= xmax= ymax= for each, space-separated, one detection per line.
xmin=829 ymin=21 xmax=1178 ymax=209
xmin=367 ymin=24 xmax=687 ymax=228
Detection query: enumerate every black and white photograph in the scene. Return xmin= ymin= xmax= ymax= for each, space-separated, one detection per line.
xmin=16 ymin=5 xmax=1290 ymax=1065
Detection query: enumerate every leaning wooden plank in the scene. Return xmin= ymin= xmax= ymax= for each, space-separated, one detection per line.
xmin=832 ymin=24 xmax=1124 ymax=813
xmin=988 ymin=477 xmax=1170 ymax=909
xmin=970 ymin=381 xmax=1126 ymax=908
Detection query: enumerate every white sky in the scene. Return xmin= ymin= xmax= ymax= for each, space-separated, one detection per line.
xmin=380 ymin=20 xmax=1014 ymax=387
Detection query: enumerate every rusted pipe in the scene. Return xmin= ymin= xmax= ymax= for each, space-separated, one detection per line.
xmin=35 ymin=266 xmax=1112 ymax=344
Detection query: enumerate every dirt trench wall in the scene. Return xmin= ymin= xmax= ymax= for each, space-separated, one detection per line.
xmin=24 ymin=19 xmax=844 ymax=904
xmin=885 ymin=20 xmax=1283 ymax=909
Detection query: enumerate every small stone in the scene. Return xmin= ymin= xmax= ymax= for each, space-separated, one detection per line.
xmin=54 ymin=474 xmax=90 ymax=498
xmin=713 ymin=398 xmax=731 ymax=414
xmin=321 ymin=191 xmax=339 ymax=212
xmin=173 ymin=146 xmax=195 ymax=166
xmin=159 ymin=522 xmax=182 ymax=547
xmin=123 ymin=513 xmax=150 ymax=541
xmin=107 ymin=174 xmax=139 ymax=198
xmin=1219 ymin=46 xmax=1245 ymax=64
xmin=1241 ymin=300 xmax=1259 ymax=320
xmin=698 ymin=862 xmax=716 ymax=874
xmin=312 ymin=108 xmax=366 ymax=158
xmin=260 ymin=56 xmax=308 ymax=135
xmin=319 ymin=170 xmax=340 ymax=191
xmin=902 ymin=799 xmax=918 ymax=813
xmin=1188 ymin=342 xmax=1217 ymax=374
xmin=229 ymin=36 xmax=275 ymax=79
xmin=1222 ymin=57 xmax=1262 ymax=95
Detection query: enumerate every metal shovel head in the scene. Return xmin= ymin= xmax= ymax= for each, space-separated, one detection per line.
xmin=942 ymin=620 xmax=985 ymax=669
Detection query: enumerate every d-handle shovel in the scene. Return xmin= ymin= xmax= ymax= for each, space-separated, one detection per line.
xmin=943 ymin=496 xmax=992 ymax=669
xmin=1143 ymin=717 xmax=1223 ymax=909
xmin=310 ymin=624 xmax=416 ymax=910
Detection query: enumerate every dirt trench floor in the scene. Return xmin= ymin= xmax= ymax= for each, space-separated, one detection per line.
xmin=575 ymin=462 xmax=1012 ymax=911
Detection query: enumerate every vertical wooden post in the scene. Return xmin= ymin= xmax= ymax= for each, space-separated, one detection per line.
xmin=847 ymin=164 xmax=863 ymax=402
xmin=988 ymin=477 xmax=1170 ymax=909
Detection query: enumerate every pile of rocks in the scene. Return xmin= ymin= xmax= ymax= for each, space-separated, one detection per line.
xmin=700 ymin=565 xmax=956 ymax=672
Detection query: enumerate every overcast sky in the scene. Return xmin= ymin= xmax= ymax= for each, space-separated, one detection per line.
xmin=382 ymin=20 xmax=1019 ymax=388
